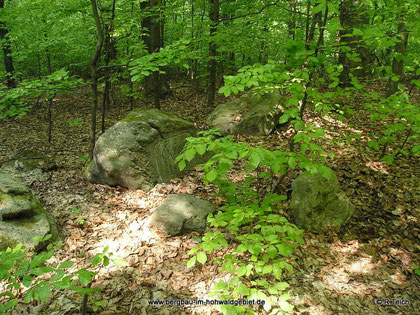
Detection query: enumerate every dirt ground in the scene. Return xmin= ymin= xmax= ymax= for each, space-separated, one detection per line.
xmin=0 ymin=84 xmax=418 ymax=314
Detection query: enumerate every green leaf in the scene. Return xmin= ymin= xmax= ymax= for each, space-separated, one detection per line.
xmin=317 ymin=165 xmax=332 ymax=180
xmin=22 ymin=276 xmax=33 ymax=288
xmin=50 ymin=270 xmax=65 ymax=282
xmin=178 ymin=160 xmax=186 ymax=171
xmin=77 ymin=269 xmax=94 ymax=285
xmin=205 ymin=169 xmax=218 ymax=182
xmin=3 ymin=298 xmax=19 ymax=310
xmin=111 ymin=258 xmax=129 ymax=267
xmin=91 ymin=254 xmax=102 ymax=267
xmin=197 ymin=252 xmax=207 ymax=264
xmin=278 ymin=113 xmax=289 ymax=124
xmin=196 ymin=144 xmax=206 ymax=155
xmin=34 ymin=283 xmax=51 ymax=302
xmin=312 ymin=3 xmax=325 ymax=15
xmin=367 ymin=140 xmax=379 ymax=151
xmin=213 ymin=280 xmax=228 ymax=291
xmin=184 ymin=148 xmax=196 ymax=162
xmin=380 ymin=155 xmax=394 ymax=165
xmin=59 ymin=261 xmax=75 ymax=269
xmin=236 ymin=283 xmax=250 ymax=296
xmin=288 ymin=157 xmax=297 ymax=169
xmin=248 ymin=152 xmax=261 ymax=169
xmin=187 ymin=256 xmax=196 ymax=268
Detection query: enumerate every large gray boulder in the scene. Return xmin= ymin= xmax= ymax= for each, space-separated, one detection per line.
xmin=0 ymin=172 xmax=58 ymax=251
xmin=85 ymin=109 xmax=199 ymax=191
xmin=206 ymin=91 xmax=285 ymax=136
xmin=290 ymin=172 xmax=354 ymax=231
xmin=148 ymin=194 xmax=215 ymax=236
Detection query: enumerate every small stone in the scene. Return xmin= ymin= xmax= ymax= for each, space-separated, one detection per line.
xmin=148 ymin=194 xmax=215 ymax=236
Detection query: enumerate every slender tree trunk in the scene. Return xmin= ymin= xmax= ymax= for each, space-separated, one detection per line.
xmin=0 ymin=0 xmax=16 ymax=88
xmin=47 ymin=94 xmax=55 ymax=143
xmin=141 ymin=0 xmax=161 ymax=108
xmin=37 ymin=53 xmax=42 ymax=78
xmin=388 ymin=22 xmax=408 ymax=95
xmin=288 ymin=0 xmax=297 ymax=40
xmin=89 ymin=0 xmax=104 ymax=159
xmin=141 ymin=0 xmax=152 ymax=94
xmin=207 ymin=0 xmax=219 ymax=107
xmin=159 ymin=0 xmax=172 ymax=96
xmin=150 ymin=0 xmax=161 ymax=108
xmin=101 ymin=0 xmax=116 ymax=133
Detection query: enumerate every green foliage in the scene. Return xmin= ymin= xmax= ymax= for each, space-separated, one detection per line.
xmin=0 ymin=235 xmax=126 ymax=314
xmin=364 ymin=91 xmax=420 ymax=164
xmin=0 ymin=69 xmax=82 ymax=119
xmin=68 ymin=117 xmax=82 ymax=127
xmin=129 ymin=40 xmax=191 ymax=83
xmin=413 ymin=264 xmax=420 ymax=276
xmin=177 ymin=130 xmax=328 ymax=314
xmin=77 ymin=154 xmax=90 ymax=166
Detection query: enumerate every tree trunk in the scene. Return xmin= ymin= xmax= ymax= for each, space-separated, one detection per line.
xmin=207 ymin=0 xmax=219 ymax=107
xmin=141 ymin=0 xmax=161 ymax=108
xmin=338 ymin=0 xmax=371 ymax=86
xmin=288 ymin=0 xmax=297 ymax=40
xmin=0 ymin=0 xmax=16 ymax=89
xmin=89 ymin=0 xmax=104 ymax=159
xmin=102 ymin=0 xmax=116 ymax=134
xmin=388 ymin=22 xmax=408 ymax=95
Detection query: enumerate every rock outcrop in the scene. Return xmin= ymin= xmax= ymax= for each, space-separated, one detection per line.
xmin=148 ymin=194 xmax=215 ymax=236
xmin=85 ymin=109 xmax=199 ymax=191
xmin=1 ymin=150 xmax=56 ymax=173
xmin=290 ymin=172 xmax=354 ymax=231
xmin=0 ymin=172 xmax=58 ymax=251
xmin=206 ymin=91 xmax=285 ymax=136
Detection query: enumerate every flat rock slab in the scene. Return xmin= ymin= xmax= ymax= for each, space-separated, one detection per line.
xmin=148 ymin=194 xmax=215 ymax=236
xmin=85 ymin=109 xmax=200 ymax=191
xmin=206 ymin=91 xmax=285 ymax=136
xmin=290 ymin=172 xmax=355 ymax=232
xmin=1 ymin=150 xmax=57 ymax=173
xmin=0 ymin=172 xmax=58 ymax=251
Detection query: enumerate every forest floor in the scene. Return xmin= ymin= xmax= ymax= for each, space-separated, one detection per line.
xmin=0 ymin=82 xmax=419 ymax=315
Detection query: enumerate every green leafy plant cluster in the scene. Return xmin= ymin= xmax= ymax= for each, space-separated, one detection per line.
xmin=175 ymin=130 xmax=338 ymax=314
xmin=364 ymin=90 xmax=420 ymax=165
xmin=0 ymin=69 xmax=82 ymax=119
xmin=0 ymin=235 xmax=127 ymax=314
xmin=219 ymin=53 xmax=419 ymax=167
xmin=129 ymin=39 xmax=191 ymax=83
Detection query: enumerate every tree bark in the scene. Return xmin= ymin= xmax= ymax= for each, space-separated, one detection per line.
xmin=89 ymin=0 xmax=104 ymax=159
xmin=102 ymin=0 xmax=116 ymax=134
xmin=0 ymin=0 xmax=16 ymax=88
xmin=141 ymin=0 xmax=161 ymax=108
xmin=207 ymin=0 xmax=219 ymax=107
xmin=338 ymin=0 xmax=371 ymax=86
xmin=387 ymin=22 xmax=408 ymax=95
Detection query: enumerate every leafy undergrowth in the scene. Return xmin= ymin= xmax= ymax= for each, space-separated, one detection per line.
xmin=0 ymin=84 xmax=418 ymax=314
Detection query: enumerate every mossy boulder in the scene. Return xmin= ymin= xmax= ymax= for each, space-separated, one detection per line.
xmin=206 ymin=91 xmax=285 ymax=136
xmin=0 ymin=172 xmax=59 ymax=251
xmin=290 ymin=172 xmax=355 ymax=232
xmin=85 ymin=108 xmax=200 ymax=191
